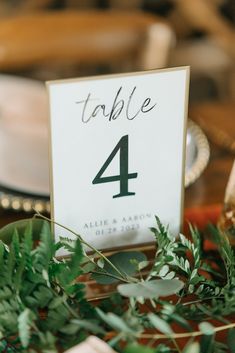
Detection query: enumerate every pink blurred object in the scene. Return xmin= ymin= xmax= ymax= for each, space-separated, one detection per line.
xmin=65 ymin=336 xmax=117 ymax=353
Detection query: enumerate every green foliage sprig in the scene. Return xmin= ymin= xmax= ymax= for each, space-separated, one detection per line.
xmin=0 ymin=215 xmax=235 ymax=352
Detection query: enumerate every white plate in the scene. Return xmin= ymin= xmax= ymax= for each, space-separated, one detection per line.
xmin=0 ymin=75 xmax=49 ymax=196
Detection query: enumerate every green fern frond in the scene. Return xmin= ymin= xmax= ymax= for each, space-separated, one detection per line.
xmin=18 ymin=309 xmax=35 ymax=348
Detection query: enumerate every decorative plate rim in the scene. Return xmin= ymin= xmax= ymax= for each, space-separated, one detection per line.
xmin=185 ymin=120 xmax=210 ymax=188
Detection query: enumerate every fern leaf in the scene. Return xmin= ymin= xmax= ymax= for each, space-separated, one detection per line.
xmin=18 ymin=308 xmax=35 ymax=348
xmin=32 ymin=221 xmax=54 ymax=272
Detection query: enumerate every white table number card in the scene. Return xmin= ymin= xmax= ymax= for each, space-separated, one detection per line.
xmin=47 ymin=67 xmax=189 ymax=253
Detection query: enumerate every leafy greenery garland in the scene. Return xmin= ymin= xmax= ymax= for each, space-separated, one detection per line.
xmin=0 ymin=215 xmax=235 ymax=353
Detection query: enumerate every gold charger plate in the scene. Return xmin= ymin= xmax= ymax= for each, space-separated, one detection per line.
xmin=0 ymin=120 xmax=210 ymax=214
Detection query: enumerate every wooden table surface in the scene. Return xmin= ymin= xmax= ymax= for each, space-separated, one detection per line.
xmin=0 ymin=101 xmax=234 ymax=229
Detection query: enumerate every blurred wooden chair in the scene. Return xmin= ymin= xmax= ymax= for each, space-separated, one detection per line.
xmin=169 ymin=0 xmax=235 ymax=100
xmin=169 ymin=39 xmax=234 ymax=99
xmin=0 ymin=10 xmax=175 ymax=79
xmin=0 ymin=0 xmax=52 ymax=17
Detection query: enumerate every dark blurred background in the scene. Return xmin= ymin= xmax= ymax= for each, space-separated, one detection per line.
xmin=0 ymin=0 xmax=235 ymax=103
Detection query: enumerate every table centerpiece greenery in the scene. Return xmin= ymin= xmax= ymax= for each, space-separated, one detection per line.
xmin=0 ymin=214 xmax=234 ymax=353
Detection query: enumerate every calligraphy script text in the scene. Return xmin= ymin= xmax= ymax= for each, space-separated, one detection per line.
xmin=76 ymin=86 xmax=156 ymax=123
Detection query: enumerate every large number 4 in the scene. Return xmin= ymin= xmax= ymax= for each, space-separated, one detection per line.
xmin=92 ymin=135 xmax=138 ymax=198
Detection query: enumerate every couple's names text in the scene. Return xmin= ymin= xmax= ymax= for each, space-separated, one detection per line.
xmin=76 ymin=86 xmax=156 ymax=123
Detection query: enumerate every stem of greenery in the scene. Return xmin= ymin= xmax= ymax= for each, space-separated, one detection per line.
xmin=90 ymin=270 xmax=129 ymax=283
xmin=171 ymin=338 xmax=182 ymax=353
xmin=35 ymin=212 xmax=136 ymax=283
xmin=139 ymin=322 xmax=235 ymax=340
